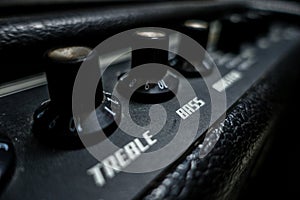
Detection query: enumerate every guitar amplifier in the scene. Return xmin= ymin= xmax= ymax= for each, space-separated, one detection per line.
xmin=0 ymin=1 xmax=299 ymax=199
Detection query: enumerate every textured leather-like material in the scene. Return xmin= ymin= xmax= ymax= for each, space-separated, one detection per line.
xmin=140 ymin=45 xmax=300 ymax=200
xmin=1 ymin=0 xmax=299 ymax=83
xmin=0 ymin=1 xmax=241 ymax=51
xmin=1 ymin=0 xmax=300 ymax=54
xmin=142 ymin=79 xmax=275 ymax=200
xmin=0 ymin=1 xmax=242 ymax=83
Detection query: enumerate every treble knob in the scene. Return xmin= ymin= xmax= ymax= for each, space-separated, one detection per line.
xmin=32 ymin=46 xmax=119 ymax=149
xmin=117 ymin=28 xmax=179 ymax=103
xmin=132 ymin=29 xmax=169 ymax=78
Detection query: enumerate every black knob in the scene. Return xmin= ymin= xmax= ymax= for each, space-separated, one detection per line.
xmin=216 ymin=12 xmax=271 ymax=53
xmin=169 ymin=20 xmax=213 ymax=77
xmin=32 ymin=46 xmax=119 ymax=149
xmin=46 ymin=47 xmax=102 ymax=111
xmin=132 ymin=30 xmax=169 ymax=65
xmin=182 ymin=20 xmax=210 ymax=48
xmin=216 ymin=14 xmax=248 ymax=53
xmin=131 ymin=29 xmax=169 ymax=81
xmin=117 ymin=29 xmax=179 ymax=103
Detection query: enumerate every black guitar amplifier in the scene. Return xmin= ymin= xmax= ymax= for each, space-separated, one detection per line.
xmin=0 ymin=1 xmax=299 ymax=199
